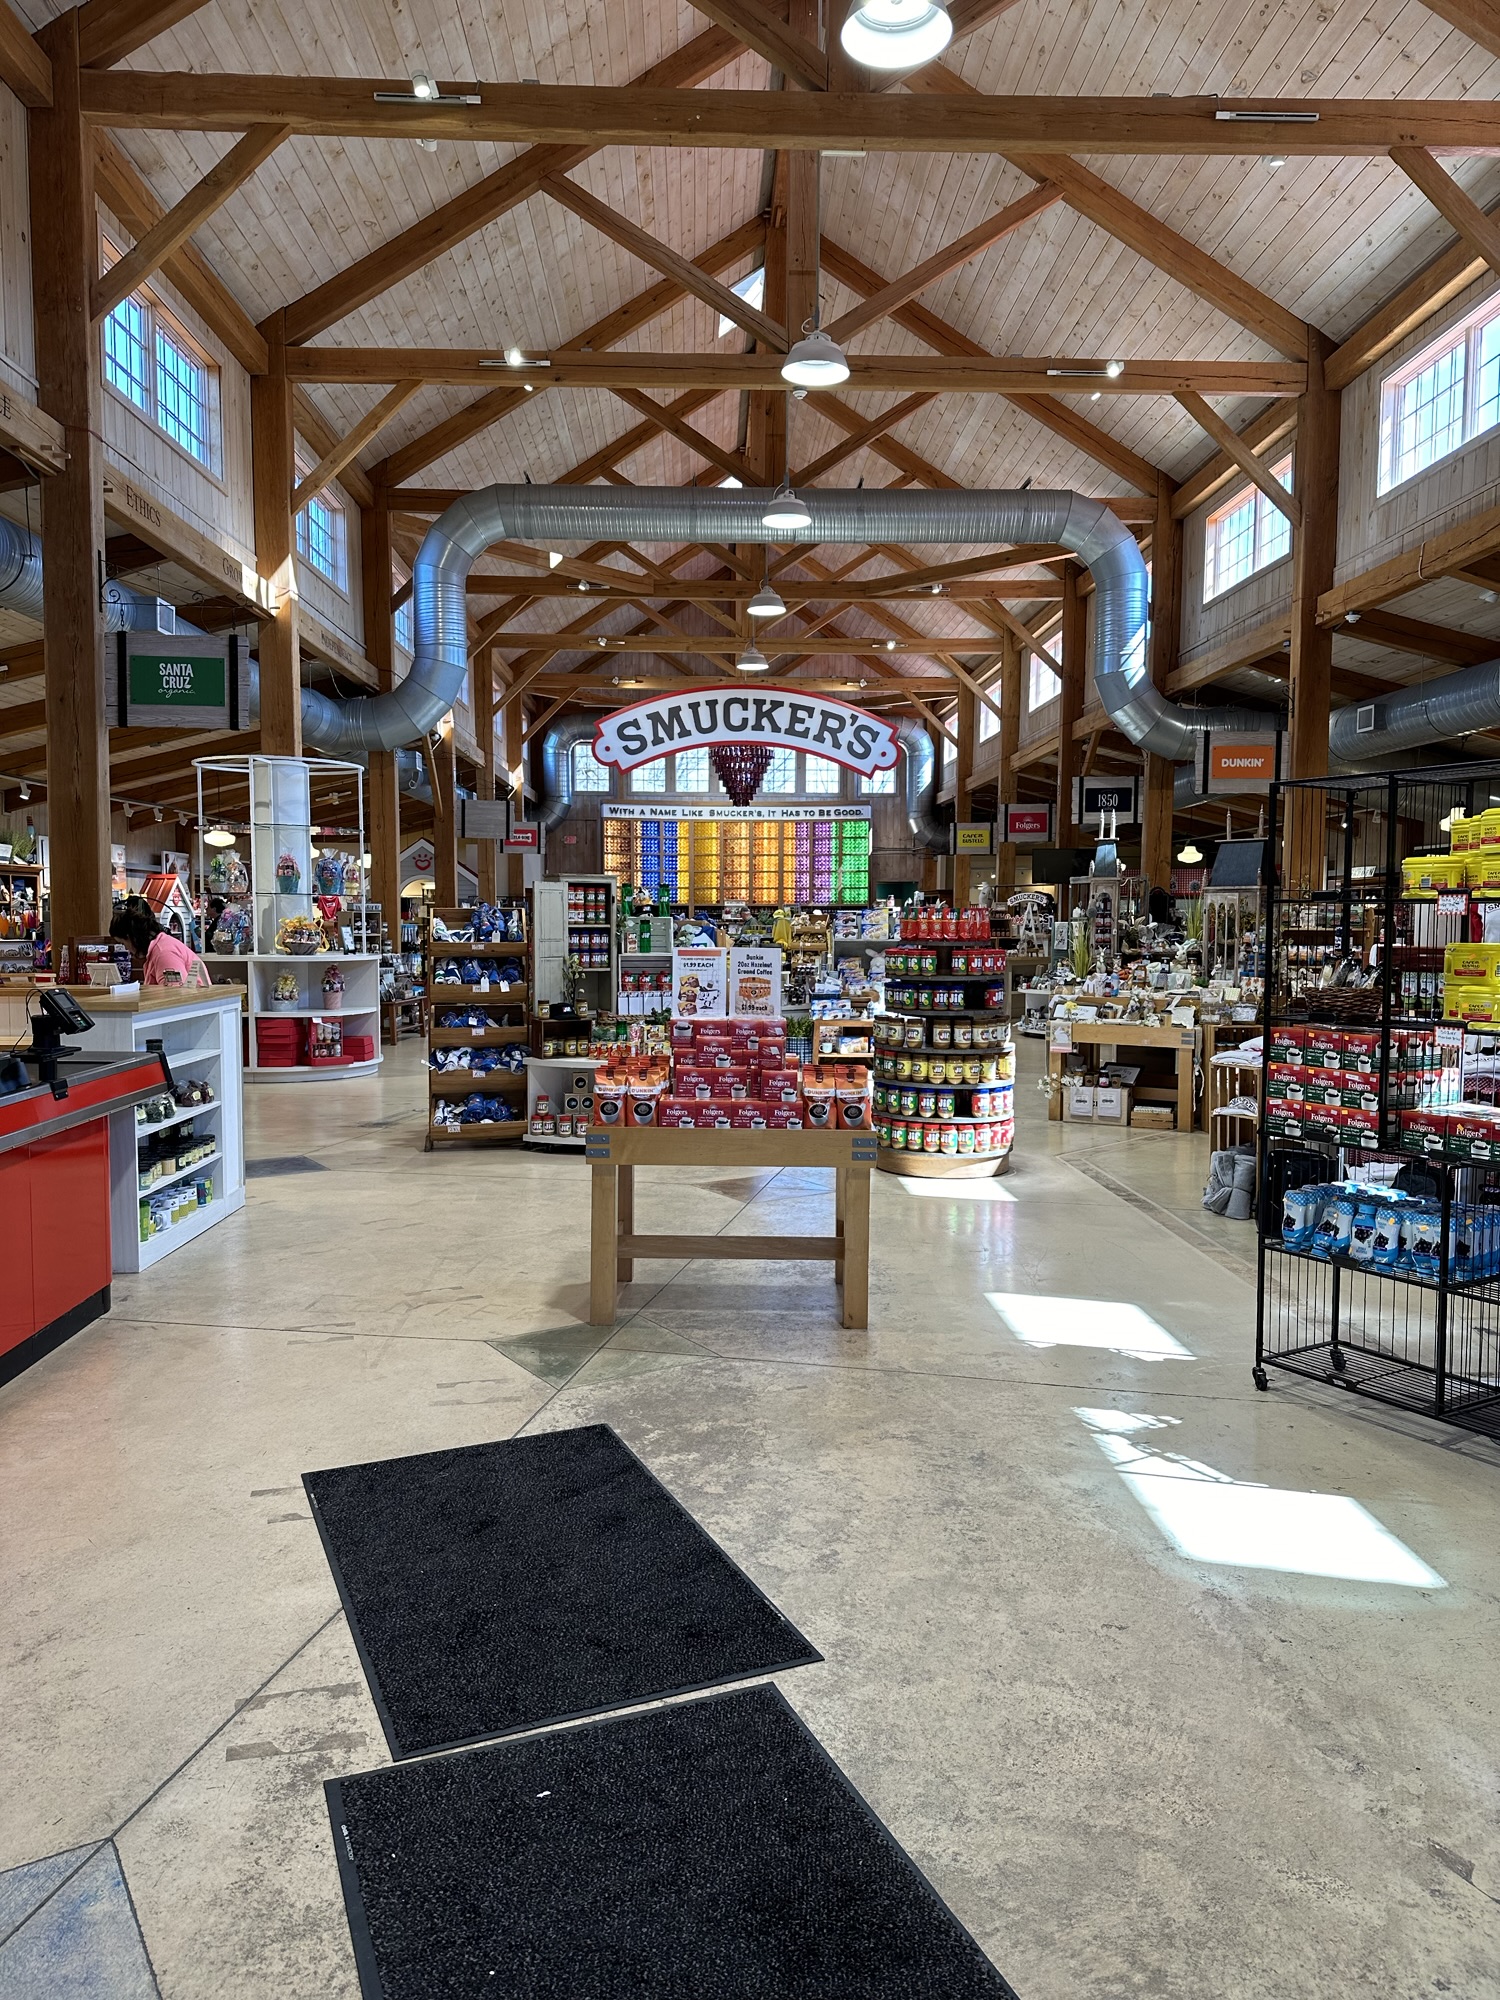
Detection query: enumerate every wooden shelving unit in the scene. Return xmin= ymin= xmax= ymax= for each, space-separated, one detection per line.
xmin=423 ymin=905 xmax=531 ymax=1151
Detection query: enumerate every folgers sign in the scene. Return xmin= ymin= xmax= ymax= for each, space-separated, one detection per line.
xmin=592 ymin=687 xmax=902 ymax=779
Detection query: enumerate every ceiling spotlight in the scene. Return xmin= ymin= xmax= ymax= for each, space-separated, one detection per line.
xmin=885 ymin=639 xmax=897 ymax=650
xmin=762 ymin=482 xmax=812 ymax=532
xmin=1105 ymin=360 xmax=1124 ymax=378
xmin=840 ymin=0 xmax=952 ymax=70
xmin=204 ymin=826 xmax=236 ymax=848
xmin=747 ymin=578 xmax=786 ymax=618
xmin=781 ymin=327 xmax=851 ymax=388
xmin=577 ymin=580 xmax=589 ymax=591
xmin=18 ymin=782 xmax=30 ymax=802
xmin=1266 ymin=155 xmax=1288 ymax=168
xmin=930 ymin=582 xmax=941 ymax=594
xmin=736 ymin=643 xmax=771 ymax=673
xmin=418 ymin=137 xmax=438 ymax=153
xmin=1090 ymin=391 xmax=1101 ymax=401
xmin=1176 ymin=843 xmax=1203 ymax=864
xmin=153 ymin=806 xmax=163 ymax=822
xmin=410 ymin=71 xmax=436 ymax=100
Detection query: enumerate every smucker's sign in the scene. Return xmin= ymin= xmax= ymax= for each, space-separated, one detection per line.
xmin=592 ymin=687 xmax=902 ymax=780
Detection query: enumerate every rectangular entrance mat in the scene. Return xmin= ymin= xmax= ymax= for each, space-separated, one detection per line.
xmin=304 ymin=1423 xmax=820 ymax=1759
xmin=327 ymin=1684 xmax=1018 ymax=2000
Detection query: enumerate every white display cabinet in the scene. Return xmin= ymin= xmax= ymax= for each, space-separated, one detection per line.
xmin=195 ymin=753 xmax=381 ymax=1084
xmin=531 ymin=875 xmax=618 ymax=1014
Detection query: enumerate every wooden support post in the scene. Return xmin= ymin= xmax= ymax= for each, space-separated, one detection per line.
xmin=360 ymin=495 xmax=401 ymax=930
xmin=474 ymin=647 xmax=498 ymax=902
xmin=31 ymin=14 xmax=110 ymax=957
xmin=1056 ymin=562 xmax=1086 ymax=848
xmin=1143 ymin=470 xmax=1182 ymax=890
xmin=251 ymin=308 xmax=301 ymax=755
xmin=1285 ymin=329 xmax=1341 ymax=891
xmin=954 ymin=678 xmax=975 ymax=905
xmin=749 ymin=155 xmax=789 ymax=489
xmin=432 ymin=725 xmax=458 ymax=904
xmin=504 ymin=689 xmax=525 ymax=898
xmin=785 ymin=148 xmax=819 ymax=344
xmin=994 ymin=633 xmax=1021 ymax=892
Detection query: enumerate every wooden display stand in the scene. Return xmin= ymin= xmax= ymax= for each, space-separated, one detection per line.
xmin=1048 ymin=1019 xmax=1198 ymax=1131
xmin=424 ymin=904 xmax=529 ymax=1149
xmin=585 ymin=1124 xmax=875 ymax=1328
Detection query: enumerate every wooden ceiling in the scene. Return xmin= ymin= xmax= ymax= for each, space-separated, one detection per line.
xmin=8 ymin=0 xmax=1500 ymax=726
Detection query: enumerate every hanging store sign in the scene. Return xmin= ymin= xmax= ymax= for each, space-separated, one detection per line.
xmin=111 ymin=632 xmax=248 ymax=732
xmin=1194 ymin=732 xmax=1281 ymax=796
xmin=952 ymin=822 xmax=994 ymax=854
xmin=1003 ymin=804 xmax=1052 ymax=843
xmin=460 ymin=799 xmax=508 ymax=841
xmin=602 ymin=802 xmax=872 ymax=823
xmin=1073 ymin=776 xmax=1139 ymax=825
xmin=592 ymin=688 xmax=901 ymax=780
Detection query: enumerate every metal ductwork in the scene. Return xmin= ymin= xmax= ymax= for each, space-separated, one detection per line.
xmin=1327 ymin=658 xmax=1500 ymax=764
xmin=537 ymin=713 xmax=603 ymax=832
xmin=895 ymin=717 xmax=944 ymax=851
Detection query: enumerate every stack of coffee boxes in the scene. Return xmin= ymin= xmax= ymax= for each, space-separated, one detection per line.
xmin=1266 ymin=1022 xmax=1441 ymax=1151
xmin=591 ymin=1018 xmax=871 ymax=1131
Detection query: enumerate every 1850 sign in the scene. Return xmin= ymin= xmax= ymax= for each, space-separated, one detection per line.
xmin=593 ymin=687 xmax=901 ymax=780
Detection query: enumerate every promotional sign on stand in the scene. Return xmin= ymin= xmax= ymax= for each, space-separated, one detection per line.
xmin=671 ymin=948 xmax=728 ymax=1019
xmin=729 ymin=946 xmax=783 ymax=1018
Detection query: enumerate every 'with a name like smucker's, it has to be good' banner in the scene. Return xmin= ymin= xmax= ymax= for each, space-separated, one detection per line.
xmin=592 ymin=687 xmax=902 ymax=780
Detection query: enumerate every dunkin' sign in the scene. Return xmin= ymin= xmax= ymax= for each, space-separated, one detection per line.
xmin=592 ymin=687 xmax=901 ymax=779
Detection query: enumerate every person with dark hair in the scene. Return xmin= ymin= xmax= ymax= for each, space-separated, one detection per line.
xmin=109 ymin=904 xmax=211 ymax=987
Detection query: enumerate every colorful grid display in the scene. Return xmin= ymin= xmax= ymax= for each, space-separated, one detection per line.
xmin=603 ymin=816 xmax=871 ymax=905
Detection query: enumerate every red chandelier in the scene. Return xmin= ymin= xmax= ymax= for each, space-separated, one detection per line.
xmin=709 ymin=743 xmax=774 ymax=805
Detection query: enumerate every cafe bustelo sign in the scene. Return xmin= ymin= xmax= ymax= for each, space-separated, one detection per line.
xmin=592 ymin=687 xmax=901 ymax=780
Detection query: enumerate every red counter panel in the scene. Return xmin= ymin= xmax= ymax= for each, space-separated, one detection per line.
xmin=29 ymin=1123 xmax=111 ymax=1333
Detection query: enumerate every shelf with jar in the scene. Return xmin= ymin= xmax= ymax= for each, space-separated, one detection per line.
xmin=873 ymin=908 xmax=1015 ymax=1177
xmin=421 ymin=902 xmax=530 ymax=1149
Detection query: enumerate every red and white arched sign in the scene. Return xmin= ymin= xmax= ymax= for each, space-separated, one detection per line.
xmin=592 ymin=687 xmax=901 ymax=779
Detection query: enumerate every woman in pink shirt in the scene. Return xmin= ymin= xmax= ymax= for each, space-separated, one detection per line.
xmin=109 ymin=906 xmax=212 ymax=987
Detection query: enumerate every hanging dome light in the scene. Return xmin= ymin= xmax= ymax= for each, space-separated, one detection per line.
xmin=840 ymin=0 xmax=952 ymax=70
xmin=780 ymin=328 xmax=851 ymax=387
xmin=203 ymin=826 xmax=237 ymax=848
xmin=1176 ymin=843 xmax=1204 ymax=864
xmin=736 ymin=643 xmax=771 ymax=673
xmin=747 ymin=578 xmax=787 ymax=618
xmin=761 ymin=482 xmax=812 ymax=532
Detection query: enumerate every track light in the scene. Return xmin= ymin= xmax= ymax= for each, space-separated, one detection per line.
xmin=153 ymin=806 xmax=163 ymax=822
xmin=762 ymin=482 xmax=811 ymax=532
xmin=747 ymin=577 xmax=786 ymax=618
xmin=780 ymin=327 xmax=850 ymax=388
xmin=1105 ymin=360 xmax=1124 ymax=378
xmin=840 ymin=0 xmax=952 ymax=69
xmin=411 ymin=72 xmax=436 ymax=99
xmin=548 ymin=551 xmax=563 ymax=568
xmin=736 ymin=643 xmax=771 ymax=673
xmin=18 ymin=782 xmax=29 ymax=801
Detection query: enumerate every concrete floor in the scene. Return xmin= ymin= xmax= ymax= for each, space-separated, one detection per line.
xmin=2 ymin=1039 xmax=1498 ymax=1998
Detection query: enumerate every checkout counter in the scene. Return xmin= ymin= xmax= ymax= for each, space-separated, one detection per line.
xmin=0 ymin=989 xmax=170 ymax=1384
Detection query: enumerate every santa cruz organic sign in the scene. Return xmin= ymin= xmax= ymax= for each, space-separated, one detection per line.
xmin=592 ymin=687 xmax=901 ymax=779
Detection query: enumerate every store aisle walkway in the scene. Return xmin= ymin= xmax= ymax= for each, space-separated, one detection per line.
xmin=2 ymin=1043 xmax=1498 ymax=1999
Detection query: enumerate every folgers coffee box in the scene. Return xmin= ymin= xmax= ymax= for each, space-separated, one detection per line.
xmin=757 ymin=1069 xmax=802 ymax=1103
xmin=729 ymin=1103 xmax=770 ymax=1129
xmin=1303 ymin=1027 xmax=1344 ymax=1072
xmin=1302 ymin=1100 xmax=1344 ymax=1142
xmin=1268 ymin=1024 xmax=1306 ymax=1065
xmin=1304 ymin=1073 xmax=1345 ymax=1109
xmin=1340 ymin=1105 xmax=1381 ymax=1148
xmin=1447 ymin=1109 xmax=1500 ymax=1162
xmin=1340 ymin=1074 xmax=1381 ymax=1112
xmin=1265 ymin=1064 xmax=1305 ymax=1103
xmin=1400 ymin=1108 xmax=1451 ymax=1156
xmin=1265 ymin=1103 xmax=1306 ymax=1139
xmin=763 ymin=1104 xmax=805 ymax=1128
xmin=657 ymin=1099 xmax=698 ymax=1128
xmin=1341 ymin=1031 xmax=1380 ymax=1076
xmin=693 ymin=1102 xmax=735 ymax=1128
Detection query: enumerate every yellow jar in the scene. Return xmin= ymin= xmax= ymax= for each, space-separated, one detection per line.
xmin=929 ymin=1058 xmax=946 ymax=1083
xmin=910 ymin=1057 xmax=929 ymax=1082
xmin=895 ymin=1055 xmax=911 ymax=1080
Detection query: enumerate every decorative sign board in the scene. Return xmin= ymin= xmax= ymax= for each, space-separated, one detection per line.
xmin=1072 ymin=776 xmax=1139 ymax=825
xmin=729 ymin=946 xmax=783 ymax=1018
xmin=602 ymin=802 xmax=871 ymax=823
xmin=1194 ymin=732 xmax=1281 ymax=796
xmin=953 ymin=822 xmax=994 ymax=853
xmin=112 ymin=632 xmax=248 ymax=732
xmin=593 ymin=688 xmax=900 ymax=780
xmin=460 ymin=798 xmax=509 ymax=841
xmin=671 ymin=947 xmax=728 ymax=1019
xmin=1003 ymin=804 xmax=1053 ymax=843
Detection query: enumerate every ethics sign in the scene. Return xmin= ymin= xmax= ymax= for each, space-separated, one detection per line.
xmin=593 ymin=687 xmax=901 ymax=780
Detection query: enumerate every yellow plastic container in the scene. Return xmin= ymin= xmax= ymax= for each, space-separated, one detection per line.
xmin=1403 ymin=854 xmax=1468 ymax=896
xmin=1450 ymin=812 xmax=1481 ymax=853
xmin=1469 ymin=851 xmax=1500 ymax=892
xmin=1480 ymin=807 xmax=1500 ymax=848
xmin=1445 ymin=941 xmax=1500 ymax=981
xmin=1444 ymin=984 xmax=1497 ymax=1023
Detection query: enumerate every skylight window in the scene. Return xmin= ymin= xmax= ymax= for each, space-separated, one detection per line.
xmin=717 ymin=267 xmax=766 ymax=338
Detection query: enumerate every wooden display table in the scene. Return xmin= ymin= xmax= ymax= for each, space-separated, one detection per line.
xmin=585 ymin=1124 xmax=876 ymax=1329
xmin=1048 ymin=1018 xmax=1199 ymax=1131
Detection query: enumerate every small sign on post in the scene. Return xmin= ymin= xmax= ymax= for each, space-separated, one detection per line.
xmin=112 ymin=632 xmax=247 ymax=732
xmin=952 ymin=821 xmax=994 ymax=854
xmin=1003 ymin=804 xmax=1053 ymax=844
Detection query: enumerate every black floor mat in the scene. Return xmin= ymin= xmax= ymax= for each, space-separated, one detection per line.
xmin=327 ymin=1685 xmax=1017 ymax=2000
xmin=304 ymin=1424 xmax=820 ymax=1758
xmin=245 ymin=1155 xmax=328 ymax=1177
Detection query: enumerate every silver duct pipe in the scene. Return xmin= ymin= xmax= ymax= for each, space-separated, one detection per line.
xmin=895 ymin=718 xmax=944 ymax=851
xmin=1328 ymin=657 xmax=1500 ymax=764
xmin=537 ymin=713 xmax=601 ymax=832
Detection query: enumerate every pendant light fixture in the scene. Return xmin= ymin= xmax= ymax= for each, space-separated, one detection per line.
xmin=781 ymin=325 xmax=850 ymax=388
xmin=761 ymin=483 xmax=811 ymax=532
xmin=840 ymin=0 xmax=952 ymax=70
xmin=747 ymin=576 xmax=787 ymax=618
xmin=203 ymin=826 xmax=237 ymax=848
xmin=1176 ymin=842 xmax=1204 ymax=864
xmin=736 ymin=642 xmax=771 ymax=673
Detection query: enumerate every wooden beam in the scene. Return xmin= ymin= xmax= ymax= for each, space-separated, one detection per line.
xmin=993 ymin=633 xmax=1021 ymax=889
xmin=483 ymin=633 xmax=1006 ymax=656
xmin=92 ymin=131 xmax=267 ymax=374
xmin=375 ymin=217 xmax=763 ymax=485
xmin=683 ymin=0 xmax=827 ymax=89
xmin=250 ymin=311 xmax=301 ymax=755
xmin=1337 ymin=606 xmax=1499 ymax=666
xmin=1317 ymin=496 xmax=1500 ymax=622
xmin=33 ymin=12 xmax=111 ymax=952
xmin=1326 ymin=203 xmax=1500 ymax=392
xmin=1415 ymin=0 xmax=1500 ymax=61
xmin=0 ymin=382 xmax=66 ymax=476
xmin=290 ymin=390 xmax=374 ymax=510
xmin=1166 ymin=619 xmax=1291 ymax=697
xmin=103 ymin=470 xmax=272 ymax=610
xmin=278 ymin=29 xmax=743 ymax=346
xmin=1172 ymin=400 xmax=1297 ymax=519
xmin=92 ymin=124 xmax=290 ymax=322
xmin=825 ymin=184 xmax=1061 ymax=344
xmin=283 ymin=348 xmax=1304 ymax=396
xmin=541 ymin=174 xmax=786 ymax=348
xmin=461 ymin=572 xmax=1063 ymax=602
xmin=291 ymin=381 xmax=422 ymax=514
xmin=608 ymin=387 xmax=752 ymax=485
xmin=78 ymin=0 xmax=213 ymax=68
xmin=0 ymin=0 xmax=50 ymax=107
xmin=818 ymin=234 xmax=1165 ymax=493
xmin=1391 ymin=145 xmax=1500 ymax=284
xmin=794 ymin=393 xmax=933 ymax=481
xmin=1173 ymin=390 xmax=1301 ymax=528
xmin=79 ymin=76 xmax=1500 ymax=158
xmin=1287 ymin=333 xmax=1340 ymax=783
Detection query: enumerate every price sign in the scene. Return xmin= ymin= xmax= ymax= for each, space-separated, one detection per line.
xmin=1437 ymin=894 xmax=1468 ymax=915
